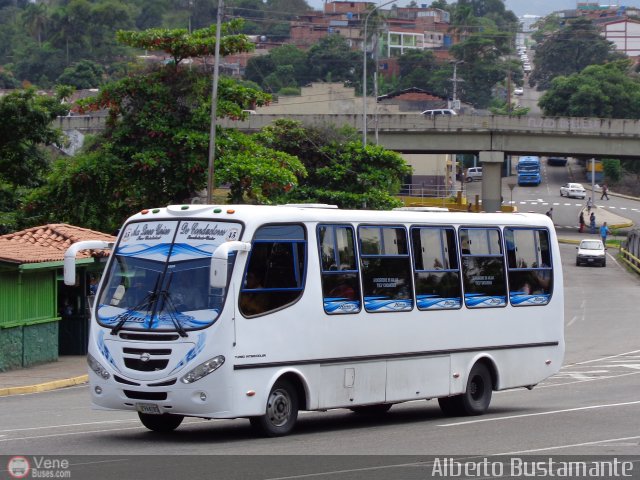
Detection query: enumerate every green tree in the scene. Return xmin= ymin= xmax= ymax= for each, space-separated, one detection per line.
xmin=0 ymin=88 xmax=69 ymax=233
xmin=538 ymin=60 xmax=640 ymax=118
xmin=21 ymin=2 xmax=49 ymax=48
xmin=306 ymin=35 xmax=360 ymax=86
xmin=26 ymin=24 xmax=304 ymax=232
xmin=529 ymin=18 xmax=624 ymax=90
xmin=57 ymin=60 xmax=105 ymax=89
xmin=254 ymin=119 xmax=412 ymax=209
xmin=450 ymin=33 xmax=508 ymax=108
xmin=602 ymin=158 xmax=622 ymax=183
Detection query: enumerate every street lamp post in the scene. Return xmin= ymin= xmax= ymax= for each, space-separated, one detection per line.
xmin=206 ymin=0 xmax=224 ymax=204
xmin=362 ymin=0 xmax=395 ymax=147
xmin=450 ymin=60 xmax=463 ymax=110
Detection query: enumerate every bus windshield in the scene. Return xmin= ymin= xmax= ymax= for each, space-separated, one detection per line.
xmin=96 ymin=220 xmax=242 ymax=333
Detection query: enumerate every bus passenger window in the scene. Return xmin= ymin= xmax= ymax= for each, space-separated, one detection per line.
xmin=411 ymin=227 xmax=462 ymax=310
xmin=318 ymin=225 xmax=361 ymax=314
xmin=359 ymin=226 xmax=413 ymax=313
xmin=460 ymin=227 xmax=507 ymax=308
xmin=239 ymin=224 xmax=306 ymax=317
xmin=506 ymin=228 xmax=553 ymax=306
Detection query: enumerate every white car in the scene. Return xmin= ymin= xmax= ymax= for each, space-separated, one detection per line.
xmin=560 ymin=182 xmax=586 ymax=199
xmin=576 ymin=239 xmax=606 ymax=267
xmin=514 ymin=87 xmax=524 ymax=95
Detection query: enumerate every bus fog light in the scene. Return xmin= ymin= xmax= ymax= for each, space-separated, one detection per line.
xmin=95 ymin=386 xmax=102 ymax=394
xmin=181 ymin=355 xmax=225 ymax=384
xmin=200 ymin=392 xmax=207 ymax=401
xmin=87 ymin=353 xmax=110 ymax=380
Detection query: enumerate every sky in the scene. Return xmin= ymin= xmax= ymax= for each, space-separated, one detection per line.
xmin=304 ymin=0 xmax=640 ymax=18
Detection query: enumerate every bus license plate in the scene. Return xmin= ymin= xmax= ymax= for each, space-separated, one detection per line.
xmin=136 ymin=403 xmax=161 ymax=415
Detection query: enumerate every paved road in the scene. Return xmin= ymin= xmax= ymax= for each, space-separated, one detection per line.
xmin=465 ymin=158 xmax=638 ymax=231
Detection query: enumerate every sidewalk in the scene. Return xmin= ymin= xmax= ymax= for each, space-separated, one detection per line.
xmin=0 ymin=355 xmax=88 ymax=397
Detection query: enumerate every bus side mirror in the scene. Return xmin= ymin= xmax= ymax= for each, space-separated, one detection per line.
xmin=210 ymin=241 xmax=252 ymax=288
xmin=64 ymin=241 xmax=113 ymax=286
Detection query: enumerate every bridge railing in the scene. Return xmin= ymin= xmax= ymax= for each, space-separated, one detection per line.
xmin=620 ymin=247 xmax=640 ymax=276
xmin=400 ymin=183 xmax=463 ymax=199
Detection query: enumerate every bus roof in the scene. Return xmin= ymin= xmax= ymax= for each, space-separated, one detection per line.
xmin=126 ymin=204 xmax=554 ymax=229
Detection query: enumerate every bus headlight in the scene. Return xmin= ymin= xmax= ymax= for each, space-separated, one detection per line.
xmin=87 ymin=353 xmax=110 ymax=380
xmin=180 ymin=356 xmax=225 ymax=384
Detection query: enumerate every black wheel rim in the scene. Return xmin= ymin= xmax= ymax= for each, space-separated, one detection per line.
xmin=266 ymin=388 xmax=292 ymax=427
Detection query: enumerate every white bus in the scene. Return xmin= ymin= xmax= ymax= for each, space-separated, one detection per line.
xmin=65 ymin=204 xmax=564 ymax=436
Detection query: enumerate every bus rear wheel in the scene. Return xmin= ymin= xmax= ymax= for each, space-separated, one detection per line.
xmin=438 ymin=363 xmax=492 ymax=416
xmin=250 ymin=379 xmax=299 ymax=437
xmin=138 ymin=413 xmax=184 ymax=432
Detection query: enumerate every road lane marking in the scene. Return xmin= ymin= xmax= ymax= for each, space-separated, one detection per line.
xmin=496 ymin=435 xmax=640 ymax=455
xmin=0 ymin=419 xmax=137 ymax=433
xmin=438 ymin=400 xmax=640 ymax=427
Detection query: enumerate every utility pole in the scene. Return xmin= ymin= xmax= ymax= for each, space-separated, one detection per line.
xmin=362 ymin=0 xmax=395 ymax=147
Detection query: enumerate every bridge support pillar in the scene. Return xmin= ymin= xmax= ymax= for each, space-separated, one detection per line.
xmin=480 ymin=151 xmax=504 ymax=212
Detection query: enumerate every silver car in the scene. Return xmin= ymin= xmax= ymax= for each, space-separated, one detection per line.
xmin=560 ymin=182 xmax=586 ymax=199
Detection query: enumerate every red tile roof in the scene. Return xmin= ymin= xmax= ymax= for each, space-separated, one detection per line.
xmin=0 ymin=224 xmax=115 ymax=265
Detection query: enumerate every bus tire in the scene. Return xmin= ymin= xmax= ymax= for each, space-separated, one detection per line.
xmin=250 ymin=379 xmax=298 ymax=437
xmin=438 ymin=363 xmax=492 ymax=416
xmin=461 ymin=362 xmax=492 ymax=415
xmin=138 ymin=413 xmax=184 ymax=432
xmin=350 ymin=404 xmax=392 ymax=415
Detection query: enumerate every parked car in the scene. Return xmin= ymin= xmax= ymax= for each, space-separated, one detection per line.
xmin=576 ymin=239 xmax=606 ymax=267
xmin=465 ymin=167 xmax=482 ymax=182
xmin=560 ymin=182 xmax=586 ymax=199
xmin=421 ymin=108 xmax=457 ymax=117
xmin=514 ymin=87 xmax=524 ymax=96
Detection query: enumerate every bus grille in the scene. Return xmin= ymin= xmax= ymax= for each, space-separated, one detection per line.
xmin=124 ymin=358 xmax=169 ymax=371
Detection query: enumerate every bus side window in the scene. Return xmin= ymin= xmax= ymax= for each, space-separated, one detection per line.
xmin=460 ymin=227 xmax=507 ymax=308
xmin=359 ymin=226 xmax=413 ymax=313
xmin=239 ymin=224 xmax=306 ymax=317
xmin=506 ymin=228 xmax=553 ymax=306
xmin=318 ymin=225 xmax=361 ymax=314
xmin=411 ymin=226 xmax=462 ymax=310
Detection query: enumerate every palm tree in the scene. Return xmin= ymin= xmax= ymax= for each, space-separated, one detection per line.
xmin=22 ymin=3 xmax=49 ymax=48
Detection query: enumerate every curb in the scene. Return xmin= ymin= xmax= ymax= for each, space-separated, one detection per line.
xmin=0 ymin=374 xmax=88 ymax=397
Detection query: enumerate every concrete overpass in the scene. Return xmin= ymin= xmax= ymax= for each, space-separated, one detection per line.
xmin=221 ymin=114 xmax=640 ymax=212
xmin=57 ymin=113 xmax=640 ymax=212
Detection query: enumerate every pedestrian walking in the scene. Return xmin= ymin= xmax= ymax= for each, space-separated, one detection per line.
xmin=586 ymin=197 xmax=593 ymax=213
xmin=600 ymin=222 xmax=611 ymax=245
xmin=545 ymin=208 xmax=553 ymax=220
xmin=579 ymin=211 xmax=585 ymax=233
xmin=589 ymin=212 xmax=596 ymax=234
xmin=600 ymin=183 xmax=610 ymax=200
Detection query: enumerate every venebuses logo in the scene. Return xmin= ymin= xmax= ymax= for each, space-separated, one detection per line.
xmin=7 ymin=456 xmax=30 ymax=479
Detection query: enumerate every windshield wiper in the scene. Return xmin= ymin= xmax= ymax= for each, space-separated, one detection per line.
xmin=159 ymin=291 xmax=189 ymax=338
xmin=151 ymin=272 xmax=188 ymax=337
xmin=110 ymin=276 xmax=160 ymax=335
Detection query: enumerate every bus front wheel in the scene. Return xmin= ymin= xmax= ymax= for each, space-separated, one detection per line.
xmin=138 ymin=413 xmax=184 ymax=432
xmin=250 ymin=379 xmax=299 ymax=437
xmin=438 ymin=363 xmax=492 ymax=416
